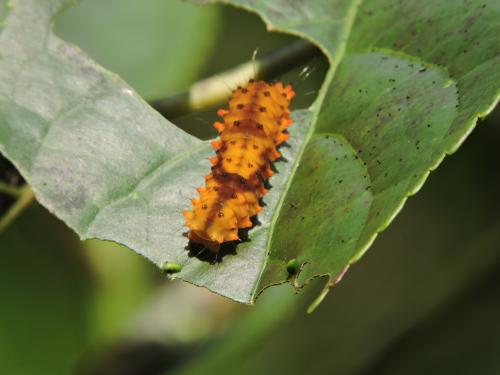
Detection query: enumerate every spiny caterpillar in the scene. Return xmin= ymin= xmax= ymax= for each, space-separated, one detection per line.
xmin=183 ymin=79 xmax=295 ymax=252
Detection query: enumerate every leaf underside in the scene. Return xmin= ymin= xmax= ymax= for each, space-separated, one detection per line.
xmin=0 ymin=0 xmax=498 ymax=304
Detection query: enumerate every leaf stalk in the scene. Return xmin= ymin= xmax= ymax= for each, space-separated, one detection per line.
xmin=0 ymin=184 xmax=36 ymax=233
xmin=150 ymin=40 xmax=320 ymax=118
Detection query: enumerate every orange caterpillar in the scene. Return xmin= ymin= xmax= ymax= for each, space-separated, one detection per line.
xmin=183 ymin=79 xmax=295 ymax=252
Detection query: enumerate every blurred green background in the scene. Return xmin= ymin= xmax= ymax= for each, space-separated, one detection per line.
xmin=1 ymin=0 xmax=499 ymax=374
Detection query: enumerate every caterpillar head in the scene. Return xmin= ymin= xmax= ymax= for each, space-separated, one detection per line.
xmin=183 ymin=202 xmax=239 ymax=252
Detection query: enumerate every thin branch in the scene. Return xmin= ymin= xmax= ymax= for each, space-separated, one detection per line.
xmin=151 ymin=40 xmax=321 ymax=119
xmin=0 ymin=184 xmax=36 ymax=233
xmin=0 ymin=181 xmax=21 ymax=197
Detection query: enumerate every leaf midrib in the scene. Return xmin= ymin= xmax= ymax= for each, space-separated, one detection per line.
xmin=253 ymin=0 xmax=365 ymax=300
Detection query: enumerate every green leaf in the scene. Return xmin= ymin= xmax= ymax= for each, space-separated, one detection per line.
xmin=172 ymin=129 xmax=500 ymax=374
xmin=198 ymin=0 xmax=500 ymax=304
xmin=55 ymin=0 xmax=220 ymax=99
xmin=0 ymin=0 xmax=308 ymax=304
xmin=0 ymin=0 xmax=498 ymax=307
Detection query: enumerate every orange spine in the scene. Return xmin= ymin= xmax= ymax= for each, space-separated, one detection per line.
xmin=183 ymin=80 xmax=295 ymax=252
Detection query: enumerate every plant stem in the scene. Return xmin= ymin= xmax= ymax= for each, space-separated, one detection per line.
xmin=0 ymin=181 xmax=21 ymax=197
xmin=0 ymin=184 xmax=36 ymax=233
xmin=151 ymin=40 xmax=321 ymax=119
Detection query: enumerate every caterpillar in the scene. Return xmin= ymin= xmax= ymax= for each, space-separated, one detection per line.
xmin=183 ymin=79 xmax=295 ymax=252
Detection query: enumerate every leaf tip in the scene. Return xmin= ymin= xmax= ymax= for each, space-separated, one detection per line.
xmin=306 ymin=265 xmax=351 ymax=313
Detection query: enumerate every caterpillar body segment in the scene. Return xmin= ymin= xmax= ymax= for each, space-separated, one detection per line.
xmin=183 ymin=80 xmax=295 ymax=252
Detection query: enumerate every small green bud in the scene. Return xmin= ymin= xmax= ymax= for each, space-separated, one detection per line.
xmin=161 ymin=262 xmax=182 ymax=274
xmin=286 ymin=259 xmax=300 ymax=275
